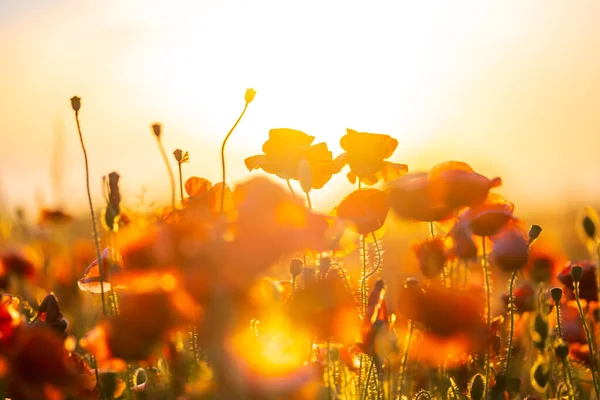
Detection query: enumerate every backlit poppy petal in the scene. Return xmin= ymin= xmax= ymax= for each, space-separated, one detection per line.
xmin=184 ymin=177 xmax=212 ymax=198
xmin=335 ymin=189 xmax=389 ymax=235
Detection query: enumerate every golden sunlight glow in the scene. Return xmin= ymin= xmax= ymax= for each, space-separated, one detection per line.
xmin=1 ymin=1 xmax=600 ymax=215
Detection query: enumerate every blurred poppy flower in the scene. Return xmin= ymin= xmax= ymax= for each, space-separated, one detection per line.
xmin=0 ymin=299 xmax=21 ymax=348
xmin=523 ymin=242 xmax=565 ymax=285
xmin=412 ymin=237 xmax=448 ymax=279
xmin=5 ymin=325 xmax=77 ymax=400
xmin=396 ymin=279 xmax=490 ymax=364
xmin=38 ymin=208 xmax=74 ymax=226
xmin=324 ymin=128 xmax=408 ymax=186
xmin=286 ymin=276 xmax=360 ymax=344
xmin=446 ymin=221 xmax=478 ymax=260
xmin=67 ymin=352 xmax=98 ymax=398
xmin=555 ymin=303 xmax=587 ymax=344
xmin=78 ymin=248 xmax=124 ymax=294
xmin=459 ymin=194 xmax=515 ymax=237
xmin=35 ymin=293 xmax=69 ymax=337
xmin=245 ymin=128 xmax=333 ymax=190
xmin=183 ymin=177 xmax=235 ymax=217
xmin=0 ymin=249 xmax=36 ymax=289
xmin=388 ymin=172 xmax=454 ymax=222
xmin=501 ymin=283 xmax=546 ymax=314
xmin=81 ymin=290 xmax=196 ymax=370
xmin=333 ymin=188 xmax=389 ymax=235
xmin=558 ymin=261 xmax=597 ymax=303
xmin=429 ymin=161 xmax=502 ymax=209
xmin=490 ymin=224 xmax=529 ymax=273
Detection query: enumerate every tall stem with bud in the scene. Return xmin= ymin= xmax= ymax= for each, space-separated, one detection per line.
xmin=151 ymin=123 xmax=176 ymax=212
xmin=70 ymin=96 xmax=106 ymax=316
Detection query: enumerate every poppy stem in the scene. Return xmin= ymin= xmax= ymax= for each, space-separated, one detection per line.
xmin=554 ymin=300 xmax=575 ymax=398
xmin=482 ymin=236 xmax=491 ymax=400
xmin=178 ymin=162 xmax=184 ymax=205
xmin=286 ymin=179 xmax=296 ymax=196
xmin=362 ymin=357 xmax=374 ymax=400
xmin=399 ymin=320 xmax=413 ymax=398
xmin=155 ymin=136 xmax=176 ymax=213
xmin=73 ymin=109 xmax=107 ymax=316
xmin=362 ymin=232 xmax=382 ymax=282
xmin=505 ymin=269 xmax=517 ymax=377
xmin=305 ymin=192 xmax=313 ymax=210
xmin=220 ymin=102 xmax=249 ymax=216
xmin=360 ymin=234 xmax=368 ymax=316
xmin=327 ymin=340 xmax=333 ymax=400
xmin=574 ymin=282 xmax=600 ymax=398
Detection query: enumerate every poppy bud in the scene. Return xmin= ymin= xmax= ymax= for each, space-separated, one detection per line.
xmin=571 ymin=265 xmax=583 ymax=283
xmin=554 ymin=339 xmax=569 ymax=360
xmin=245 ymin=88 xmax=256 ymax=104
xmin=582 ymin=215 xmax=596 ymax=240
xmin=531 ymin=361 xmax=549 ymax=392
xmin=173 ymin=149 xmax=183 ymax=163
xmin=469 ymin=374 xmax=485 ymax=400
xmin=151 ymin=123 xmax=162 ymax=138
xmin=289 ymin=258 xmax=304 ymax=278
xmin=70 ymin=96 xmax=81 ymax=112
xmin=528 ymin=225 xmax=542 ymax=245
xmin=550 ymin=287 xmax=562 ymax=303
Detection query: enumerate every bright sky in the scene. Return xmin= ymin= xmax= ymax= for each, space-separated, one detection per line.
xmin=1 ymin=0 xmax=599 ymax=217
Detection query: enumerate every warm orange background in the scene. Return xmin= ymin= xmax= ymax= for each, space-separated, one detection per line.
xmin=1 ymin=1 xmax=599 ymax=217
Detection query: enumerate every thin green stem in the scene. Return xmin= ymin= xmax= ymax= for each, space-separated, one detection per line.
xmin=362 ymin=357 xmax=375 ymax=400
xmin=220 ymin=102 xmax=249 ymax=215
xmin=74 ymin=110 xmax=106 ymax=316
xmin=505 ymin=269 xmax=518 ymax=376
xmin=155 ymin=137 xmax=176 ymax=212
xmin=178 ymin=162 xmax=184 ymax=205
xmin=482 ymin=236 xmax=491 ymax=400
xmin=574 ymin=283 xmax=600 ymax=399
xmin=286 ymin=179 xmax=296 ymax=196
xmin=399 ymin=321 xmax=413 ymax=398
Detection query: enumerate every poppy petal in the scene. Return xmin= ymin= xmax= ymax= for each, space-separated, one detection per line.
xmin=185 ymin=177 xmax=213 ymax=198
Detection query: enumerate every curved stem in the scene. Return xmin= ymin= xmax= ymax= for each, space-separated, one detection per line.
xmin=482 ymin=236 xmax=491 ymax=400
xmin=362 ymin=232 xmax=382 ymax=281
xmin=574 ymin=283 xmax=600 ymax=399
xmin=156 ymin=137 xmax=176 ymax=212
xmin=220 ymin=103 xmax=249 ymax=215
xmin=286 ymin=179 xmax=296 ymax=196
xmin=505 ymin=269 xmax=518 ymax=376
xmin=74 ymin=111 xmax=106 ymax=316
xmin=555 ymin=302 xmax=575 ymax=399
xmin=399 ymin=321 xmax=413 ymax=398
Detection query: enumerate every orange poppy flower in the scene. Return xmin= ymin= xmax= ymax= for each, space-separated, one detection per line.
xmin=388 ymin=172 xmax=454 ymax=222
xmin=459 ymin=193 xmax=515 ymax=237
xmin=429 ymin=161 xmax=502 ymax=209
xmin=78 ymin=248 xmax=124 ymax=293
xmin=245 ymin=128 xmax=333 ymax=190
xmin=412 ymin=237 xmax=448 ymax=279
xmin=333 ymin=188 xmax=389 ymax=235
xmin=286 ymin=277 xmax=360 ymax=344
xmin=324 ymin=128 xmax=408 ymax=186
xmin=490 ymin=224 xmax=529 ymax=273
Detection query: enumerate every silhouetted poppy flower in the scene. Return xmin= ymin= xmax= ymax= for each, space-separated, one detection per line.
xmin=459 ymin=194 xmax=515 ymax=237
xmin=412 ymin=237 xmax=448 ymax=279
xmin=558 ymin=261 xmax=597 ymax=302
xmin=286 ymin=277 xmax=360 ymax=344
xmin=324 ymin=128 xmax=408 ymax=185
xmin=501 ymin=283 xmax=536 ymax=314
xmin=429 ymin=161 xmax=502 ymax=209
xmin=35 ymin=293 xmax=69 ymax=337
xmin=5 ymin=325 xmax=77 ymax=400
xmin=0 ymin=249 xmax=36 ymax=288
xmin=38 ymin=208 xmax=74 ymax=226
xmin=78 ymin=248 xmax=124 ymax=294
xmin=245 ymin=128 xmax=333 ymax=190
xmin=333 ymin=188 xmax=389 ymax=234
xmin=388 ymin=172 xmax=454 ymax=222
xmin=490 ymin=224 xmax=529 ymax=272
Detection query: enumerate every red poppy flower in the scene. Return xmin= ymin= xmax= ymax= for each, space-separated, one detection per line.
xmin=324 ymin=128 xmax=408 ymax=186
xmin=412 ymin=237 xmax=448 ymax=279
xmin=333 ymin=188 xmax=389 ymax=235
xmin=447 ymin=221 xmax=478 ymax=260
xmin=388 ymin=172 xmax=454 ymax=222
xmin=523 ymin=241 xmax=565 ymax=285
xmin=0 ymin=250 xmax=36 ymax=283
xmin=245 ymin=128 xmax=333 ymax=190
xmin=459 ymin=194 xmax=515 ymax=237
xmin=501 ymin=283 xmax=536 ymax=314
xmin=490 ymin=224 xmax=529 ymax=272
xmin=429 ymin=161 xmax=502 ymax=209
xmin=557 ymin=261 xmax=597 ymax=303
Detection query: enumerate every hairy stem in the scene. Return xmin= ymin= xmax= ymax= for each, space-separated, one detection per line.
xmin=155 ymin=137 xmax=176 ymax=212
xmin=74 ymin=110 xmax=106 ymax=316
xmin=482 ymin=236 xmax=491 ymax=399
xmin=505 ymin=269 xmax=518 ymax=376
xmin=220 ymin=103 xmax=249 ymax=215
xmin=574 ymin=282 xmax=600 ymax=398
xmin=178 ymin=162 xmax=184 ymax=205
xmin=362 ymin=357 xmax=375 ymax=400
xmin=555 ymin=302 xmax=575 ymax=398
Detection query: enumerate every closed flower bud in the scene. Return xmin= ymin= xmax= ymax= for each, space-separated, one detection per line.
xmin=70 ymin=96 xmax=81 ymax=112
xmin=173 ymin=149 xmax=184 ymax=163
xmin=550 ymin=287 xmax=563 ymax=303
xmin=583 ymin=215 xmax=596 ymax=240
xmin=245 ymin=88 xmax=256 ymax=104
xmin=528 ymin=224 xmax=542 ymax=245
xmin=151 ymin=123 xmax=162 ymax=138
xmin=469 ymin=374 xmax=485 ymax=400
xmin=571 ymin=265 xmax=583 ymax=283
xmin=290 ymin=258 xmax=304 ymax=277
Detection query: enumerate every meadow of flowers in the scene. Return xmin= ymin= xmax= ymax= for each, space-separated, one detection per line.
xmin=1 ymin=89 xmax=599 ymax=400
